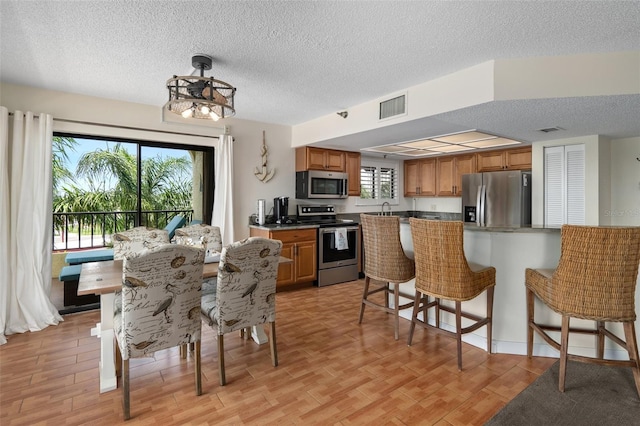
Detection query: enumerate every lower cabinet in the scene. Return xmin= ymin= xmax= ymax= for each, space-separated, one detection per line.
xmin=249 ymin=227 xmax=317 ymax=290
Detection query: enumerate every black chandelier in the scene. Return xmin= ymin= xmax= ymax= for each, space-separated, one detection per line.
xmin=165 ymin=54 xmax=236 ymax=121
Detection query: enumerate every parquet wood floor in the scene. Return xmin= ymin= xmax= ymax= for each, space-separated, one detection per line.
xmin=0 ymin=279 xmax=556 ymax=425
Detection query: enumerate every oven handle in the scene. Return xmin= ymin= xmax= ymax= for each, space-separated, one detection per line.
xmin=319 ymin=225 xmax=360 ymax=234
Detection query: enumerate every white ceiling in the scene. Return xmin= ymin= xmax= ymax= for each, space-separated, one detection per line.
xmin=1 ymin=1 xmax=639 ymax=148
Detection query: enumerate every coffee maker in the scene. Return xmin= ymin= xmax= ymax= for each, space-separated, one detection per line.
xmin=273 ymin=196 xmax=291 ymax=224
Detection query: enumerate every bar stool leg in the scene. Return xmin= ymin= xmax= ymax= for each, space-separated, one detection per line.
xmin=559 ymin=316 xmax=570 ymax=392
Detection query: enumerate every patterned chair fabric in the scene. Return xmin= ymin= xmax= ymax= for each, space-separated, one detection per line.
xmin=201 ymin=237 xmax=282 ymax=385
xmin=202 ymin=237 xmax=282 ymax=334
xmin=174 ymin=224 xmax=223 ymax=253
xmin=114 ymin=244 xmax=204 ymax=359
xmin=113 ymin=243 xmax=204 ymax=419
xmin=112 ymin=226 xmax=170 ymax=260
xmin=174 ymin=224 xmax=223 ymax=301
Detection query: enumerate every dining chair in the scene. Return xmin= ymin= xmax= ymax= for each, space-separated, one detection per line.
xmin=174 ymin=224 xmax=222 ymax=355
xmin=113 ymin=243 xmax=205 ymax=420
xmin=407 ymin=218 xmax=496 ymax=371
xmin=112 ymin=226 xmax=170 ymax=260
xmin=201 ymin=237 xmax=282 ymax=385
xmin=526 ymin=225 xmax=640 ymax=397
xmin=174 ymin=223 xmax=223 ymax=253
xmin=359 ymin=214 xmax=415 ymax=340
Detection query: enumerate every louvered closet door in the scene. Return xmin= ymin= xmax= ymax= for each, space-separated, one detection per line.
xmin=544 ymin=144 xmax=585 ymax=226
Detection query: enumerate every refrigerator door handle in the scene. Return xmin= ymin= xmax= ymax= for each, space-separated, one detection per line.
xmin=479 ymin=184 xmax=487 ymax=226
xmin=476 ymin=185 xmax=482 ymax=226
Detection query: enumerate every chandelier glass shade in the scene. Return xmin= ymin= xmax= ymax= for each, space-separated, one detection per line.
xmin=165 ymin=55 xmax=236 ymax=120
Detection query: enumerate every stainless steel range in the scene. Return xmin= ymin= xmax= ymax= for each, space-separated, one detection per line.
xmin=297 ymin=204 xmax=359 ymax=287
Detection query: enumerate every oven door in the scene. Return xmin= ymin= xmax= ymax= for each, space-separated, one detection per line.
xmin=318 ymin=226 xmax=359 ymax=269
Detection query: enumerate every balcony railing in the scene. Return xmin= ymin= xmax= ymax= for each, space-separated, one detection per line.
xmin=53 ymin=209 xmax=194 ymax=251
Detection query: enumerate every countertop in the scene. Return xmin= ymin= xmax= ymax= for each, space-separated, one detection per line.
xmin=463 ymin=224 xmax=561 ymax=233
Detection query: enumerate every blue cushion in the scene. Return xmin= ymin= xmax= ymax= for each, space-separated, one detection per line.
xmin=190 ymin=219 xmax=203 ymax=225
xmin=59 ymin=264 xmax=82 ymax=281
xmin=164 ymin=215 xmax=186 ymax=239
xmin=65 ymin=249 xmax=114 ymax=265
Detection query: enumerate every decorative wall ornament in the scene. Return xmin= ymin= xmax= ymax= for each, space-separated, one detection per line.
xmin=254 ymin=130 xmax=275 ymax=182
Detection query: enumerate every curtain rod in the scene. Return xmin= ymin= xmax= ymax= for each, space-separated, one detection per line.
xmin=7 ymin=112 xmax=219 ymax=140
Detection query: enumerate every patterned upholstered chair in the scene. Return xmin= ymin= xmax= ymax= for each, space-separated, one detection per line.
xmin=112 ymin=226 xmax=170 ymax=260
xmin=113 ymin=244 xmax=205 ymax=420
xmin=408 ymin=219 xmax=496 ymax=371
xmin=526 ymin=225 xmax=640 ymax=397
xmin=359 ymin=214 xmax=415 ymax=340
xmin=174 ymin=224 xmax=223 ymax=254
xmin=201 ymin=237 xmax=282 ymax=385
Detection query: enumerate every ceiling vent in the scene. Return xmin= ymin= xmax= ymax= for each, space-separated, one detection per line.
xmin=538 ymin=126 xmax=564 ymax=133
xmin=379 ymin=94 xmax=406 ymax=120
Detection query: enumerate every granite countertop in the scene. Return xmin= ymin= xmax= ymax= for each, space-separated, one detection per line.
xmin=463 ymin=224 xmax=561 ymax=233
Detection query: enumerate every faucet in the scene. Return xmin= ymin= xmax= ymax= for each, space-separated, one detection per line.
xmin=380 ymin=201 xmax=391 ymax=216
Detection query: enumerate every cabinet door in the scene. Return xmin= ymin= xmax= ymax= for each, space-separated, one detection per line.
xmin=453 ymin=154 xmax=476 ymax=195
xmin=346 ymin=152 xmax=361 ymax=196
xmin=276 ymin=242 xmax=295 ymax=286
xmin=306 ymin=148 xmax=328 ymax=170
xmin=325 ymin=150 xmax=345 ymax=171
xmin=404 ymin=161 xmax=420 ymax=196
xmin=436 ymin=156 xmax=455 ymax=196
xmin=476 ymin=150 xmax=505 ymax=172
xmin=505 ymin=147 xmax=532 ymax=170
xmin=295 ymin=240 xmax=317 ymax=283
xmin=418 ymin=158 xmax=437 ymax=196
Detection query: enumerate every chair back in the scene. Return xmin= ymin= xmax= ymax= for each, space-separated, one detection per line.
xmin=360 ymin=214 xmax=415 ymax=282
xmin=203 ymin=237 xmax=282 ymax=335
xmin=112 ymin=226 xmax=169 ymax=260
xmin=552 ymin=225 xmax=640 ymax=321
xmin=116 ymin=244 xmax=204 ymax=359
xmin=409 ymin=219 xmax=488 ymax=301
xmin=175 ymin=224 xmax=223 ymax=253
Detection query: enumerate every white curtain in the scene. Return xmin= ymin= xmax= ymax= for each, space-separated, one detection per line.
xmin=0 ymin=107 xmax=63 ymax=345
xmin=211 ymin=133 xmax=235 ymax=246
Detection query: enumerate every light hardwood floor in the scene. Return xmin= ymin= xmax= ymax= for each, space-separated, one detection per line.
xmin=0 ymin=279 xmax=556 ymax=425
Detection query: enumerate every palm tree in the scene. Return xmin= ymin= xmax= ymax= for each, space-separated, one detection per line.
xmin=52 ymin=136 xmax=77 ymax=195
xmin=54 ymin=141 xmax=192 ymax=235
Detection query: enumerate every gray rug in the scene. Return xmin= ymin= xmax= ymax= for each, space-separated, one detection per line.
xmin=486 ymin=361 xmax=640 ymax=425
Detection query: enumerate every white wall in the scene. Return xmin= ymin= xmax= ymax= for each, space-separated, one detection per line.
xmin=609 ymin=137 xmax=640 ymax=226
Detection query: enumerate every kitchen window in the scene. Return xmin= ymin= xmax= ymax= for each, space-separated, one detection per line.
xmin=356 ymin=158 xmax=399 ymax=206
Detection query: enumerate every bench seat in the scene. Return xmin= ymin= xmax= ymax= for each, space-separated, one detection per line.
xmin=64 ymin=249 xmax=114 ymax=265
xmin=59 ymin=265 xmax=99 ymax=307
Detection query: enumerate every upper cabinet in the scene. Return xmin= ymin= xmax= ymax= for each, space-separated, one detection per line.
xmin=404 ymin=158 xmax=436 ymax=196
xmin=476 ymin=146 xmax=532 ymax=172
xmin=296 ymin=147 xmax=345 ymax=172
xmin=436 ymin=154 xmax=476 ymax=196
xmin=345 ymin=152 xmax=361 ymax=196
xmin=404 ymin=146 xmax=530 ymax=197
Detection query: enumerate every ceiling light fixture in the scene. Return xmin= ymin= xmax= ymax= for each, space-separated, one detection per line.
xmin=165 ymin=54 xmax=236 ymax=120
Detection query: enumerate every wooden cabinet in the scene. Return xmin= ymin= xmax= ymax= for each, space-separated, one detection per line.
xmin=476 ymin=146 xmax=532 ymax=172
xmin=404 ymin=158 xmax=436 ymax=196
xmin=249 ymin=227 xmax=317 ymax=289
xmin=345 ymin=152 xmax=361 ymax=196
xmin=436 ymin=154 xmax=476 ymax=196
xmin=296 ymin=147 xmax=345 ymax=172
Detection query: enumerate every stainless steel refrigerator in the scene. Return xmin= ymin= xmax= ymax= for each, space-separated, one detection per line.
xmin=461 ymin=170 xmax=532 ymax=227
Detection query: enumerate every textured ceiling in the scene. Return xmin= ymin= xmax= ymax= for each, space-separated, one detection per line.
xmin=1 ymin=1 xmax=639 ymax=146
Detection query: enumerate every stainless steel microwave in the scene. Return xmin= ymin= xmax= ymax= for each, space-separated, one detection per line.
xmin=295 ymin=170 xmax=348 ymax=199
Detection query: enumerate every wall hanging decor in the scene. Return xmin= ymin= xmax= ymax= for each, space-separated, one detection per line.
xmin=255 ymin=130 xmax=275 ymax=182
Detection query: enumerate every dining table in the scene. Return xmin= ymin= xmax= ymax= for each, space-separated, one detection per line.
xmin=77 ymin=256 xmax=292 ymax=393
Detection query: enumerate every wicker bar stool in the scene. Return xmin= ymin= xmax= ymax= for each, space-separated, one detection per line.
xmin=407 ymin=219 xmax=495 ymax=371
xmin=526 ymin=225 xmax=640 ymax=397
xmin=359 ymin=214 xmax=415 ymax=340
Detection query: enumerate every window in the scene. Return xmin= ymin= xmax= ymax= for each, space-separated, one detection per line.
xmin=52 ymin=133 xmax=215 ymax=250
xmin=357 ymin=158 xmax=399 ymax=206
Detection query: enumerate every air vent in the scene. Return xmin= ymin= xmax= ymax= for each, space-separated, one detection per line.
xmin=538 ymin=126 xmax=564 ymax=133
xmin=379 ymin=94 xmax=406 ymax=120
